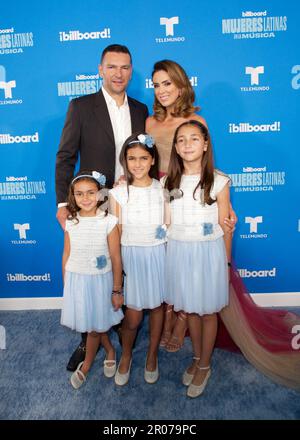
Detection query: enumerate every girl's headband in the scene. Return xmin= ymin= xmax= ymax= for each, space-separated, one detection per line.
xmin=71 ymin=171 xmax=106 ymax=186
xmin=128 ymin=134 xmax=155 ymax=149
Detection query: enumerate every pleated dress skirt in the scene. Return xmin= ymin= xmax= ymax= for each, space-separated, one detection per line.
xmin=122 ymin=243 xmax=166 ymax=311
xmin=61 ymin=270 xmax=123 ymax=333
xmin=165 ymin=237 xmax=229 ymax=315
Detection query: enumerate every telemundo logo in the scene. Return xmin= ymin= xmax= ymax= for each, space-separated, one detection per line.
xmin=245 ymin=216 xmax=263 ymax=233
xmin=0 ymin=132 xmax=39 ymax=144
xmin=229 ymin=121 xmax=280 ymax=133
xmin=59 ymin=28 xmax=111 ymax=42
xmin=156 ymin=16 xmax=185 ymax=43
xmin=238 ymin=268 xmax=276 ymax=278
xmin=241 ymin=66 xmax=270 ymax=92
xmin=0 ymin=65 xmax=22 ymax=105
xmin=160 ymin=17 xmax=179 ymax=36
xmin=240 ymin=216 xmax=268 ymax=239
xmin=12 ymin=223 xmax=36 ymax=245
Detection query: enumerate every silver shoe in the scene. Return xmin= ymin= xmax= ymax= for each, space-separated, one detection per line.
xmin=144 ymin=359 xmax=159 ymax=384
xmin=187 ymin=366 xmax=211 ymax=398
xmin=103 ymin=357 xmax=117 ymax=378
xmin=182 ymin=356 xmax=200 ymax=386
xmin=114 ymin=358 xmax=132 ymax=386
xmin=70 ymin=361 xmax=86 ymax=389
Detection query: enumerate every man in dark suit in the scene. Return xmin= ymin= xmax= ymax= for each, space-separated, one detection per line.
xmin=56 ymin=44 xmax=148 ymax=371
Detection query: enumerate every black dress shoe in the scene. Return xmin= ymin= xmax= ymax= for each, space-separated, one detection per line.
xmin=66 ymin=341 xmax=86 ymax=371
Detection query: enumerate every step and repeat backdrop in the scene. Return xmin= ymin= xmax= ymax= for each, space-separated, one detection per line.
xmin=1 ymin=0 xmax=299 ymax=301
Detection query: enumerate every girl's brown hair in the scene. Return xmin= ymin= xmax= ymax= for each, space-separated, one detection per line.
xmin=67 ymin=170 xmax=108 ymax=222
xmin=165 ymin=120 xmax=216 ymax=205
xmin=119 ymin=132 xmax=160 ymax=187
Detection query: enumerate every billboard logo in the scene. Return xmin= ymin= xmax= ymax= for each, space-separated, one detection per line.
xmin=59 ymin=28 xmax=111 ymax=42
xmin=0 ymin=27 xmax=34 ymax=55
xmin=57 ymin=73 xmax=102 ymax=99
xmin=0 ymin=176 xmax=46 ymax=201
xmin=229 ymin=166 xmax=285 ymax=193
xmin=0 ymin=132 xmax=39 ymax=144
xmin=222 ymin=11 xmax=288 ymax=40
xmin=229 ymin=121 xmax=280 ymax=133
xmin=156 ymin=16 xmax=185 ymax=43
xmin=238 ymin=268 xmax=276 ymax=278
xmin=145 ymin=76 xmax=198 ymax=89
xmin=7 ymin=273 xmax=51 ymax=282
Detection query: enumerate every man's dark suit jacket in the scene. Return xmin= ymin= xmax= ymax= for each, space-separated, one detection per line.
xmin=55 ymin=89 xmax=149 ymax=204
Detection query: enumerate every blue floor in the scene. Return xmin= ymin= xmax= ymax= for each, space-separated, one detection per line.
xmin=0 ymin=310 xmax=299 ymax=420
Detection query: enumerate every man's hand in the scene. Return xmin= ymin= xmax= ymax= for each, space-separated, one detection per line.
xmin=56 ymin=206 xmax=70 ymax=230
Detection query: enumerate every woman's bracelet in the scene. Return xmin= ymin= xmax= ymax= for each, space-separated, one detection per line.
xmin=112 ymin=289 xmax=123 ymax=296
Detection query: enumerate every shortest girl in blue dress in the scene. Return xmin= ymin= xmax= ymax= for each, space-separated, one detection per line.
xmin=61 ymin=170 xmax=124 ymax=389
xmin=164 ymin=120 xmax=232 ymax=398
xmin=109 ymin=133 xmax=166 ymax=386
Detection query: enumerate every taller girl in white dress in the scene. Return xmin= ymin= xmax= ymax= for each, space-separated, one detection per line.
xmin=163 ymin=120 xmax=232 ymax=398
xmin=109 ymin=133 xmax=166 ymax=386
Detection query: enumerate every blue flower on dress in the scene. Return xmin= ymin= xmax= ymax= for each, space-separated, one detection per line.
xmin=203 ymin=223 xmax=213 ymax=236
xmin=155 ymin=225 xmax=167 ymax=239
xmin=91 ymin=255 xmax=107 ymax=269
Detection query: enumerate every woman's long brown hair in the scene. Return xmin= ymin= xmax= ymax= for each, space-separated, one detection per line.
xmin=152 ymin=60 xmax=199 ymax=121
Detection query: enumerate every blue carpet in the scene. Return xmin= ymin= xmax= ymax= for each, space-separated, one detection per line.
xmin=0 ymin=310 xmax=299 ymax=420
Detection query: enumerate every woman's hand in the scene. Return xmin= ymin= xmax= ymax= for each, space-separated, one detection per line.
xmin=113 ymin=175 xmax=127 ymax=187
xmin=224 ymin=205 xmax=238 ymax=234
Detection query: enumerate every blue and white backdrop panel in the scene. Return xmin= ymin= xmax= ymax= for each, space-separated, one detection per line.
xmin=0 ymin=0 xmax=299 ymax=301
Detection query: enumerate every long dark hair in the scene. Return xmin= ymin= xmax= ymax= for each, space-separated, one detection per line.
xmin=165 ymin=120 xmax=215 ymax=205
xmin=119 ymin=132 xmax=160 ymax=187
xmin=67 ymin=170 xmax=108 ymax=222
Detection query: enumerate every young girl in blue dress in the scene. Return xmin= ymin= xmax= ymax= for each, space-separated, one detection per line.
xmin=164 ymin=120 xmax=232 ymax=398
xmin=61 ymin=170 xmax=124 ymax=389
xmin=109 ymin=133 xmax=166 ymax=386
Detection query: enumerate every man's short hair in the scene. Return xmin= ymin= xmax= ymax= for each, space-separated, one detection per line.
xmin=101 ymin=44 xmax=132 ymax=64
